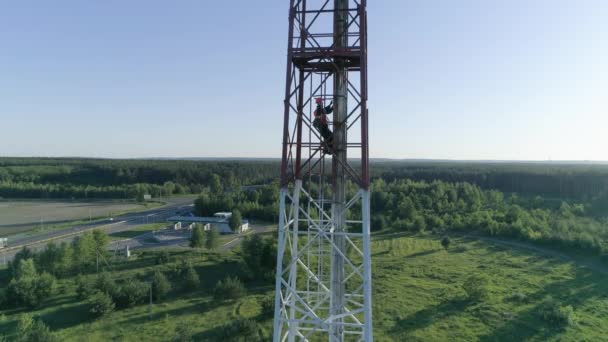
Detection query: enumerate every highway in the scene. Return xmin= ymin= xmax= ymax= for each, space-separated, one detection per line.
xmin=0 ymin=196 xmax=196 ymax=262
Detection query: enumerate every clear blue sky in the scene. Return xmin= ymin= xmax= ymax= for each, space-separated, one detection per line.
xmin=1 ymin=0 xmax=606 ymax=160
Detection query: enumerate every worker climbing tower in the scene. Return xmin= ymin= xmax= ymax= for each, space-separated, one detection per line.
xmin=273 ymin=0 xmax=371 ymax=341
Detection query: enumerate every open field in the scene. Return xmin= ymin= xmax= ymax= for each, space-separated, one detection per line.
xmin=0 ymin=200 xmax=161 ymax=236
xmin=1 ymin=232 xmax=606 ymax=341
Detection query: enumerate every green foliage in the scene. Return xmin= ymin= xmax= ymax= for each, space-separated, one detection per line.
xmin=205 ymin=228 xmax=220 ymax=250
xmin=114 ymin=277 xmax=148 ymax=309
xmin=219 ymin=319 xmax=264 ymax=342
xmin=95 ymin=272 xmax=118 ymax=296
xmin=229 ymin=209 xmax=243 ymax=232
xmin=152 ymin=271 xmax=171 ymax=301
xmin=240 ymin=235 xmax=276 ymax=279
xmin=462 ymin=275 xmax=489 ymax=301
xmin=156 ymin=250 xmax=171 ymax=265
xmin=9 ymin=247 xmax=33 ymax=276
xmin=75 ymin=275 xmax=95 ymax=301
xmin=7 ymin=259 xmax=56 ymax=308
xmin=540 ymin=296 xmax=577 ymax=328
xmin=183 ymin=266 xmax=200 ymax=291
xmin=172 ymin=321 xmax=194 ymax=342
xmin=88 ymin=291 xmax=115 ymax=318
xmin=370 ymin=178 xmax=608 ymax=255
xmin=190 ymin=224 xmax=204 ymax=248
xmin=0 ymin=158 xmax=278 ymax=199
xmin=441 ymin=236 xmax=451 ymax=251
xmin=15 ymin=314 xmax=58 ymax=342
xmin=213 ymin=276 xmax=246 ymax=301
xmin=260 ymin=296 xmax=275 ymax=317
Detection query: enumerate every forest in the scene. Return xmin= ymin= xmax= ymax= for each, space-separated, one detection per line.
xmin=2 ymin=157 xmax=607 ymax=256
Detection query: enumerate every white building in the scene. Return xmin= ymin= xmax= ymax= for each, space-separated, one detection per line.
xmin=166 ymin=215 xmax=249 ymax=234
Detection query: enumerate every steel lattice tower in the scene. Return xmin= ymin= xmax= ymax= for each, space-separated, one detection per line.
xmin=273 ymin=1 xmax=371 ymax=341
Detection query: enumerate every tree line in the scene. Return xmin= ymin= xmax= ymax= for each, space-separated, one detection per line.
xmin=370 ymin=178 xmax=608 ymax=256
xmin=3 ymin=158 xmax=608 ymax=202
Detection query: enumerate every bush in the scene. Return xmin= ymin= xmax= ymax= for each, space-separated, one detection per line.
xmin=190 ymin=224 xmax=204 ymax=248
xmin=205 ymin=228 xmax=220 ymax=250
xmin=152 ymin=270 xmax=171 ymax=301
xmin=75 ymin=276 xmax=95 ymax=301
xmin=156 ymin=251 xmax=170 ymax=265
xmin=95 ymin=272 xmax=118 ymax=296
xmin=260 ymin=296 xmax=275 ymax=317
xmin=462 ymin=275 xmax=489 ymax=301
xmin=7 ymin=259 xmax=56 ymax=308
xmin=214 ymin=276 xmax=246 ymax=301
xmin=114 ymin=277 xmax=148 ymax=309
xmin=220 ymin=319 xmax=264 ymax=342
xmin=540 ymin=297 xmax=576 ymax=327
xmin=183 ymin=266 xmax=200 ymax=291
xmin=88 ymin=291 xmax=115 ymax=318
xmin=15 ymin=313 xmax=58 ymax=342
xmin=441 ymin=236 xmax=451 ymax=251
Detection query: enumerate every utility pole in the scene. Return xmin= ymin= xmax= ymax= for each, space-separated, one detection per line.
xmin=149 ymin=282 xmax=153 ymax=320
xmin=273 ymin=1 xmax=372 ymax=341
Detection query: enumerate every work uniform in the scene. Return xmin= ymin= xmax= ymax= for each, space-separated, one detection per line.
xmin=313 ymin=103 xmax=334 ymax=142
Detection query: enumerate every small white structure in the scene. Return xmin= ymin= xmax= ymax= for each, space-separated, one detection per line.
xmin=173 ymin=222 xmax=182 ymax=230
xmin=214 ymin=212 xmax=232 ymax=219
xmin=0 ymin=238 xmax=7 ymax=249
xmin=167 ymin=215 xmax=249 ymax=234
xmin=143 ymin=194 xmax=152 ymax=201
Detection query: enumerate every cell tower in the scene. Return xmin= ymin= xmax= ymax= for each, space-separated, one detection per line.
xmin=272 ymin=0 xmax=372 ymax=341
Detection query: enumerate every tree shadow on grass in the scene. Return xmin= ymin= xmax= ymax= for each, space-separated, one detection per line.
xmin=40 ymin=302 xmax=92 ymax=331
xmin=390 ymin=297 xmax=470 ymax=336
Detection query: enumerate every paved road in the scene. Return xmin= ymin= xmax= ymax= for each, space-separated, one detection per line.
xmin=108 ymin=224 xmax=276 ymax=254
xmin=0 ymin=196 xmax=196 ymax=262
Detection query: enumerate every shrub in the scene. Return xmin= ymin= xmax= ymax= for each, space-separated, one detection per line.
xmin=220 ymin=319 xmax=263 ymax=342
xmin=214 ymin=276 xmax=246 ymax=301
xmin=152 ymin=271 xmax=171 ymax=301
xmin=114 ymin=277 xmax=148 ymax=309
xmin=15 ymin=313 xmax=58 ymax=342
xmin=156 ymin=251 xmax=170 ymax=265
xmin=7 ymin=259 xmax=56 ymax=308
xmin=441 ymin=236 xmax=451 ymax=251
xmin=183 ymin=266 xmax=200 ymax=291
xmin=75 ymin=276 xmax=95 ymax=301
xmin=88 ymin=291 xmax=115 ymax=318
xmin=190 ymin=224 xmax=204 ymax=248
xmin=260 ymin=296 xmax=275 ymax=317
xmin=540 ymin=297 xmax=576 ymax=327
xmin=205 ymin=228 xmax=220 ymax=250
xmin=463 ymin=275 xmax=489 ymax=301
xmin=95 ymin=272 xmax=118 ymax=296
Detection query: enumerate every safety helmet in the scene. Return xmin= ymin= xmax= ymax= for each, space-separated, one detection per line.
xmin=315 ymin=97 xmax=323 ymax=104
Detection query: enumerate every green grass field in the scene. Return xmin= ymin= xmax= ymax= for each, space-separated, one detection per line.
xmin=0 ymin=200 xmax=162 ymax=236
xmin=0 ymin=233 xmax=606 ymax=341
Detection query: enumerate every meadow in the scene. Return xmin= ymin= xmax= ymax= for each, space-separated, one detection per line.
xmin=1 ymin=232 xmax=605 ymax=341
